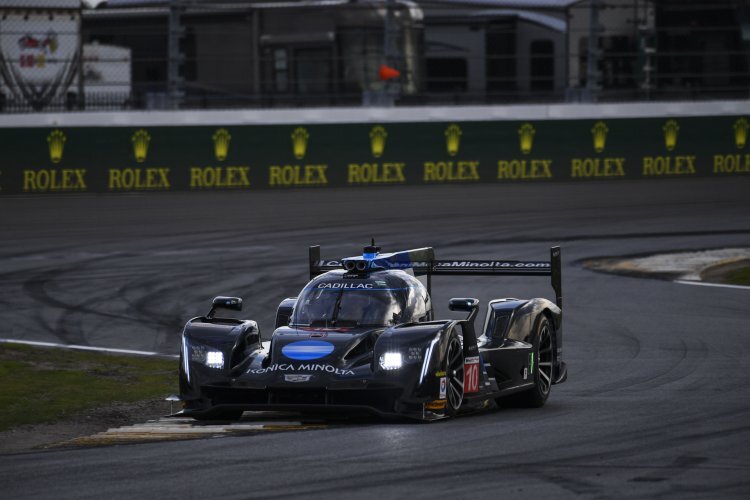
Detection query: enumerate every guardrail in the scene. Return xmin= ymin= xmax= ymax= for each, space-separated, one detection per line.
xmin=1 ymin=100 xmax=749 ymax=194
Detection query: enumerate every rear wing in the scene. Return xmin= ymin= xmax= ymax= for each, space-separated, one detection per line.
xmin=309 ymin=245 xmax=562 ymax=309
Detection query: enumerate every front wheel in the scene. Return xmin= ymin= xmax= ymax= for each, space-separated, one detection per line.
xmin=444 ymin=333 xmax=465 ymax=416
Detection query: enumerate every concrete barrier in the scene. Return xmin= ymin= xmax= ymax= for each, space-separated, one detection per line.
xmin=1 ymin=100 xmax=749 ymax=194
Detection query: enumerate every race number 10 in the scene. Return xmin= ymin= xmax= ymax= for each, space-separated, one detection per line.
xmin=465 ymin=356 xmax=480 ymax=393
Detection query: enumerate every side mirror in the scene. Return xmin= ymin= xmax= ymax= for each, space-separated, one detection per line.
xmin=450 ymin=298 xmax=480 ymax=357
xmin=448 ymin=298 xmax=479 ymax=312
xmin=207 ymin=296 xmax=242 ymax=319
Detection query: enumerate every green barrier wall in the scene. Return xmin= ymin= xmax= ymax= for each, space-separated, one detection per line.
xmin=1 ymin=115 xmax=749 ymax=194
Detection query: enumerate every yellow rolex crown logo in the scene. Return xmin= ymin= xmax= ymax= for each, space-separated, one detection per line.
xmin=733 ymin=118 xmax=748 ymax=149
xmin=291 ymin=127 xmax=309 ymax=160
xmin=132 ymin=129 xmax=151 ymax=163
xmin=212 ymin=128 xmax=231 ymax=161
xmin=591 ymin=121 xmax=608 ymax=153
xmin=518 ymin=123 xmax=535 ymax=155
xmin=445 ymin=124 xmax=462 ymax=157
xmin=47 ymin=129 xmax=66 ymax=163
xmin=369 ymin=126 xmax=387 ymax=158
xmin=663 ymin=120 xmax=679 ymax=151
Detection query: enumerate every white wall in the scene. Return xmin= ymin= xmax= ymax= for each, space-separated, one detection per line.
xmin=2 ymin=100 xmax=749 ymax=128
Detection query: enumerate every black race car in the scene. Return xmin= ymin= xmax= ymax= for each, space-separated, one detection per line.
xmin=177 ymin=243 xmax=567 ymax=421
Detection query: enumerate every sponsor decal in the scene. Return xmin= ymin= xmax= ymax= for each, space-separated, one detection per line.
xmin=439 ymin=377 xmax=447 ymax=398
xmin=492 ymin=122 xmax=552 ymax=181
xmin=47 ymin=129 xmax=66 ymax=163
xmin=0 ymin=13 xmax=79 ymax=110
xmin=571 ymin=157 xmax=625 ymax=178
xmin=369 ymin=125 xmax=387 ymax=158
xmin=348 ymin=162 xmax=405 ymax=184
xmin=518 ymin=123 xmax=536 ymax=154
xmin=663 ymin=119 xmax=679 ymax=151
xmin=23 ymin=131 xmax=85 ymax=190
xmin=523 ymin=367 xmax=528 ymax=380
xmin=529 ymin=352 xmax=535 ymax=374
xmin=317 ymin=282 xmax=374 ymax=289
xmin=710 ymin=119 xmax=750 ymax=175
xmin=591 ymin=121 xmax=609 ymax=153
xmin=425 ymin=399 xmax=447 ymax=410
xmin=190 ymin=166 xmax=251 ymax=189
xmin=22 ymin=131 xmax=85 ymax=192
xmin=24 ymin=169 xmax=87 ymax=192
xmin=284 ymin=374 xmax=312 ymax=383
xmin=423 ymin=161 xmax=479 ymax=182
xmin=734 ymin=118 xmax=748 ymax=149
xmin=132 ymin=129 xmax=151 ymax=163
xmin=445 ymin=124 xmax=462 ymax=156
xmin=317 ymin=259 xmax=548 ymax=272
xmin=497 ymin=159 xmax=552 ymax=180
xmin=641 ymin=118 xmax=694 ymax=178
xmin=291 ymin=127 xmax=309 ymax=160
xmin=212 ymin=128 xmax=231 ymax=161
xmin=247 ymin=363 xmax=354 ymax=376
xmin=108 ymin=168 xmax=170 ymax=191
xmin=641 ymin=155 xmax=696 ymax=176
xmin=435 ymin=260 xmax=550 ymax=269
xmin=282 ymin=340 xmax=335 ymax=361
xmin=713 ymin=154 xmax=750 ymax=174
xmin=435 ymin=371 xmax=446 ymax=377
xmin=465 ymin=355 xmax=480 ymax=394
xmin=268 ymin=164 xmax=328 ymax=187
xmin=299 ymin=327 xmax=349 ymax=334
xmin=424 ymin=125 xmax=478 ymax=183
xmin=319 ymin=260 xmax=341 ymax=267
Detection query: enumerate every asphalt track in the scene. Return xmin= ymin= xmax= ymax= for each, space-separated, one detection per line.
xmin=1 ymin=177 xmax=749 ymax=498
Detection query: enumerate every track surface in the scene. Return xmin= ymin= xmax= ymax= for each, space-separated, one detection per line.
xmin=1 ymin=178 xmax=749 ymax=498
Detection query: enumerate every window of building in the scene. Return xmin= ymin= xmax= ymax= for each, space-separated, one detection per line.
xmin=425 ymin=58 xmax=467 ymax=92
xmin=486 ymin=20 xmax=517 ymax=93
xmin=294 ymin=47 xmax=332 ymax=94
xmin=530 ymin=39 xmax=554 ymax=91
xmin=263 ymin=45 xmax=332 ymax=95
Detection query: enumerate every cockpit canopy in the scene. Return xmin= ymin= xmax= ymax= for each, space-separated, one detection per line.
xmin=291 ymin=270 xmax=431 ymax=328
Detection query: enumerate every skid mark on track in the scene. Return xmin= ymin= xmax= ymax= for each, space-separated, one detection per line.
xmin=629 ymin=455 xmax=708 ymax=484
xmin=576 ymin=337 xmax=708 ymax=397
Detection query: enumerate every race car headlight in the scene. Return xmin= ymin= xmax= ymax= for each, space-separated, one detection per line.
xmin=190 ymin=344 xmax=224 ymax=369
xmin=205 ymin=351 xmax=224 ymax=369
xmin=379 ymin=352 xmax=403 ymax=370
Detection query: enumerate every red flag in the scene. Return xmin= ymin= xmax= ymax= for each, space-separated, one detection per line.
xmin=379 ymin=64 xmax=401 ymax=81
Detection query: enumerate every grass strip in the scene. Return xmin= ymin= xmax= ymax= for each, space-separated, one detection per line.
xmin=724 ymin=266 xmax=750 ymax=286
xmin=0 ymin=343 xmax=177 ymax=432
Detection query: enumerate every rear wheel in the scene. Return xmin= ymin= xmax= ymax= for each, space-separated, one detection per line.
xmin=445 ymin=334 xmax=465 ymax=416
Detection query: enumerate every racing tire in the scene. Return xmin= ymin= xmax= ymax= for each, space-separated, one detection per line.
xmin=444 ymin=333 xmax=465 ymax=417
xmin=501 ymin=315 xmax=554 ymax=408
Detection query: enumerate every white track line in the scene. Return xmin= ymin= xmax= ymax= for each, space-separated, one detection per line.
xmin=0 ymin=338 xmax=178 ymax=358
xmin=675 ymin=280 xmax=750 ymax=291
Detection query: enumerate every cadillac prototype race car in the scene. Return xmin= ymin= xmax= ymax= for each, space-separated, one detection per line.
xmin=177 ymin=244 xmax=567 ymax=421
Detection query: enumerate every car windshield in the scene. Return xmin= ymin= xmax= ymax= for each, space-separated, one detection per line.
xmin=292 ymin=285 xmax=407 ymax=327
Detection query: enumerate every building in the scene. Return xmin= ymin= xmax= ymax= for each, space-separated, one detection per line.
xmin=2 ymin=0 xmax=748 ymax=111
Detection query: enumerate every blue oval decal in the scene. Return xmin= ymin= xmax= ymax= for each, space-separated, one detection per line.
xmin=282 ymin=340 xmax=335 ymax=361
